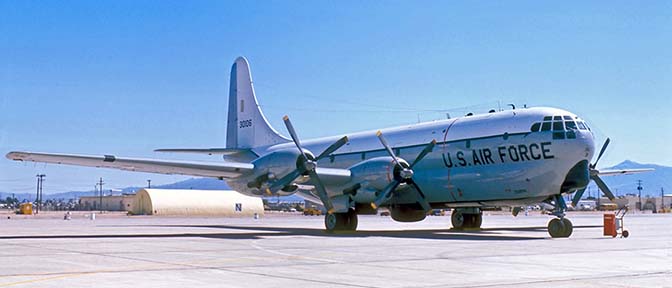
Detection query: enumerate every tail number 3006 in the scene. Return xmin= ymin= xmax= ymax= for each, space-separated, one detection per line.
xmin=239 ymin=119 xmax=252 ymax=128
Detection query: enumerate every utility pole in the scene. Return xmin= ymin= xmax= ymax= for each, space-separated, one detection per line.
xmin=147 ymin=179 xmax=151 ymax=189
xmin=35 ymin=174 xmax=45 ymax=214
xmin=637 ymin=180 xmax=643 ymax=211
xmin=97 ymin=177 xmax=104 ymax=213
xmin=662 ymin=187 xmax=665 ymax=212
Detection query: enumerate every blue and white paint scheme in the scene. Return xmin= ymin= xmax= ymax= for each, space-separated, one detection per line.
xmin=6 ymin=57 xmax=651 ymax=237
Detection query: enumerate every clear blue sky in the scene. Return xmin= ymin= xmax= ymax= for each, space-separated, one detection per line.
xmin=1 ymin=1 xmax=670 ymax=194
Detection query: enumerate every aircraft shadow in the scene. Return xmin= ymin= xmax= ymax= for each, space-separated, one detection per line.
xmin=0 ymin=224 xmax=600 ymax=241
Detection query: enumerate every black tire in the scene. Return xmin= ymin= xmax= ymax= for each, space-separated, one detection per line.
xmin=324 ymin=210 xmax=358 ymax=233
xmin=561 ymin=218 xmax=573 ymax=237
xmin=451 ymin=210 xmax=465 ymax=229
xmin=324 ymin=213 xmax=341 ymax=233
xmin=622 ymin=230 xmax=629 ymax=238
xmin=548 ymin=218 xmax=566 ymax=238
xmin=345 ymin=209 xmax=358 ymax=231
xmin=471 ymin=213 xmax=483 ymax=229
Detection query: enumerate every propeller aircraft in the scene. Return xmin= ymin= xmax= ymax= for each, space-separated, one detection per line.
xmin=6 ymin=57 xmax=652 ymax=237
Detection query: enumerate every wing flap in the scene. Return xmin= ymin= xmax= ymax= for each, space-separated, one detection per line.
xmin=6 ymin=151 xmax=254 ymax=179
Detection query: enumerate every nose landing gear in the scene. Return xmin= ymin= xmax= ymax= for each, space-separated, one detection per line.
xmin=546 ymin=195 xmax=574 ymax=238
xmin=548 ymin=218 xmax=573 ymax=238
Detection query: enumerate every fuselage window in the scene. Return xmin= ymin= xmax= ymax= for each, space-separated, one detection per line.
xmin=553 ymin=121 xmax=564 ymax=131
xmin=565 ymin=121 xmax=577 ymax=130
xmin=577 ymin=121 xmax=587 ymax=130
xmin=541 ymin=122 xmax=552 ymax=131
xmin=531 ymin=122 xmax=541 ymax=132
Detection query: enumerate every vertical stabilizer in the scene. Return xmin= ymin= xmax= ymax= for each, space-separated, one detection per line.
xmin=226 ymin=57 xmax=289 ymax=149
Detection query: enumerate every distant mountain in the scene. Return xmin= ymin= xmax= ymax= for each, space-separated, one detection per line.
xmin=589 ymin=160 xmax=670 ymax=198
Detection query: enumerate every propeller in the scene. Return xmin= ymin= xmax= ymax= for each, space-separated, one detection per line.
xmin=370 ymin=131 xmax=436 ymax=212
xmin=267 ymin=115 xmax=348 ymax=214
xmin=571 ymin=138 xmax=616 ymax=207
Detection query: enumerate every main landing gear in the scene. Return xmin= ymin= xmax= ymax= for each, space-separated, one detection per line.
xmin=324 ymin=209 xmax=358 ymax=233
xmin=451 ymin=208 xmax=482 ymax=230
xmin=547 ymin=195 xmax=574 ymax=238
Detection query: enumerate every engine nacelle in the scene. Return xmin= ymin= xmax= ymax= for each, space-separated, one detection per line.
xmin=346 ymin=156 xmax=403 ymax=203
xmin=241 ymin=148 xmax=310 ymax=196
xmin=390 ymin=204 xmax=427 ymax=222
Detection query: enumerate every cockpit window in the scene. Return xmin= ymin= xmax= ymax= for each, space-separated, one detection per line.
xmin=553 ymin=121 xmax=564 ymax=131
xmin=563 ymin=116 xmax=573 ymax=120
xmin=543 ymin=116 xmax=552 ymax=121
xmin=541 ymin=122 xmax=551 ymax=131
xmin=565 ymin=121 xmax=577 ymax=130
xmin=531 ymin=122 xmax=541 ymax=132
xmin=577 ymin=121 xmax=587 ymax=130
xmin=553 ymin=116 xmax=562 ymax=121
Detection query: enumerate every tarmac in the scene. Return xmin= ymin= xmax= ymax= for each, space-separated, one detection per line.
xmin=0 ymin=211 xmax=670 ymax=288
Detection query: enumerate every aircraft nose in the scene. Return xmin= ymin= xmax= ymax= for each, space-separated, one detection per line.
xmin=576 ymin=129 xmax=595 ymax=161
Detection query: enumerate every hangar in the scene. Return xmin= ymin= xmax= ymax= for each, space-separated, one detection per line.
xmin=130 ymin=189 xmax=264 ymax=217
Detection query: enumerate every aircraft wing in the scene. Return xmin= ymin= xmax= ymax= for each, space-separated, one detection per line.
xmin=595 ymin=168 xmax=654 ymax=176
xmin=6 ymin=151 xmax=254 ymax=179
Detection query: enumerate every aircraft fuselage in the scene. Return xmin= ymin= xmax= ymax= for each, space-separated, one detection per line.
xmin=232 ymin=107 xmax=595 ymax=208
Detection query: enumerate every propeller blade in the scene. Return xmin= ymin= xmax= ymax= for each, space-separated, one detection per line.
xmin=593 ymin=138 xmax=610 ymax=168
xmin=315 ymin=136 xmax=349 ymax=161
xmin=409 ymin=181 xmax=431 ymax=212
xmin=376 ymin=131 xmax=402 ymax=168
xmin=410 ymin=139 xmax=437 ymax=168
xmin=283 ymin=115 xmax=308 ymax=162
xmin=308 ymin=170 xmax=334 ymax=213
xmin=370 ymin=181 xmax=400 ymax=209
xmin=592 ymin=174 xmax=616 ymax=201
xmin=268 ymin=169 xmax=302 ymax=193
xmin=571 ymin=187 xmax=587 ymax=207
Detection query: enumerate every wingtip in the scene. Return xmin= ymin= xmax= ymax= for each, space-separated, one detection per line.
xmin=283 ymin=115 xmax=289 ymax=121
xmin=5 ymin=151 xmax=24 ymax=161
xmin=376 ymin=130 xmax=382 ymax=136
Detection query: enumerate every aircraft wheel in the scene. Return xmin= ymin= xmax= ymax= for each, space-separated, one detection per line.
xmin=325 ymin=213 xmax=342 ymax=232
xmin=324 ymin=210 xmax=357 ymax=233
xmin=622 ymin=230 xmax=629 ymax=238
xmin=471 ymin=213 xmax=482 ymax=229
xmin=548 ymin=218 xmax=567 ymax=238
xmin=345 ymin=209 xmax=358 ymax=231
xmin=451 ymin=210 xmax=465 ymax=229
xmin=561 ymin=218 xmax=573 ymax=237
